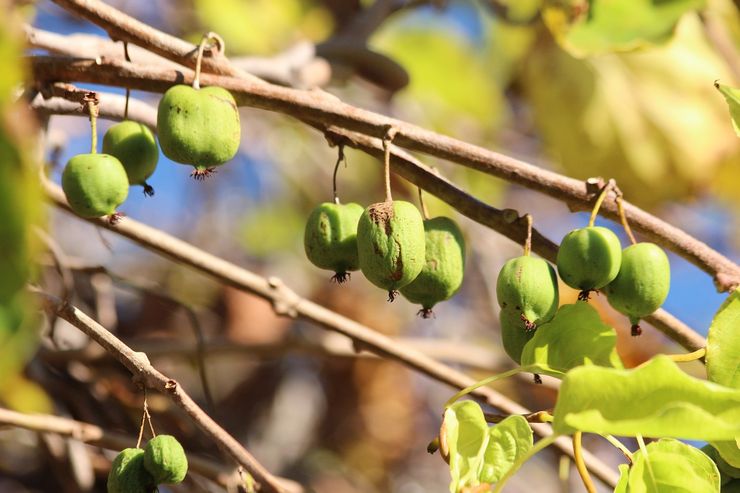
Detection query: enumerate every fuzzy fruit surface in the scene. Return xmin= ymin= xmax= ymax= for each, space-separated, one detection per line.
xmin=62 ymin=153 xmax=129 ymax=218
xmin=400 ymin=216 xmax=465 ymax=309
xmin=556 ymin=226 xmax=622 ymax=291
xmin=357 ymin=200 xmax=425 ymax=291
xmin=143 ymin=435 xmax=188 ymax=484
xmin=107 ymin=448 xmax=156 ymax=493
xmin=102 ymin=121 xmax=158 ymax=186
xmin=304 ymin=202 xmax=364 ymax=273
xmin=496 ymin=256 xmax=559 ymax=327
xmin=157 ymin=85 xmax=240 ymax=169
xmin=499 ymin=307 xmax=535 ymax=363
xmin=604 ymin=242 xmax=670 ymax=323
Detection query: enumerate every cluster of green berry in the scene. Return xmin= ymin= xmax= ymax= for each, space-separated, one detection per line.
xmin=304 ymin=198 xmax=466 ymax=317
xmin=107 ymin=435 xmax=188 ymax=493
xmin=497 ymin=222 xmax=671 ymax=363
xmin=61 ymin=82 xmax=240 ymax=220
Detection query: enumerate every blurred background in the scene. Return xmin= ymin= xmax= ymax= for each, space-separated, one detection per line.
xmin=1 ymin=0 xmax=739 ymax=491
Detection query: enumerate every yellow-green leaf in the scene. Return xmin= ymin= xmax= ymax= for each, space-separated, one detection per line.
xmin=552 ymin=355 xmax=740 ymax=440
xmin=715 ymin=82 xmax=740 ymax=136
xmin=626 ymin=439 xmax=720 ymax=492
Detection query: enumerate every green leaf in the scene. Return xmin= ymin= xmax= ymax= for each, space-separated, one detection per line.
xmin=715 ymin=83 xmax=740 ymax=136
xmin=614 ymin=463 xmax=629 ymax=493
xmin=520 ymin=302 xmax=622 ymax=378
xmin=707 ymin=289 xmax=740 ymax=388
xmin=443 ymin=401 xmax=489 ymax=492
xmin=626 ymin=439 xmax=720 ymax=492
xmin=711 ymin=441 xmax=740 ymax=470
xmin=479 ymin=416 xmax=533 ymax=484
xmin=703 ymin=444 xmax=740 ymax=482
xmin=552 ymin=355 xmax=740 ymax=440
xmin=542 ymin=0 xmax=705 ymax=57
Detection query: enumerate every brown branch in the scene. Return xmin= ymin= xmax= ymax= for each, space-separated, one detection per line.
xmin=41 ymin=179 xmax=619 ymax=488
xmin=31 ymin=89 xmax=707 ymax=352
xmin=29 ymin=54 xmax=740 ymax=292
xmin=33 ymin=290 xmax=289 ymax=493
xmin=26 ymin=26 xmax=330 ymax=89
xmin=49 ymin=0 xmax=261 ymax=83
xmin=0 ymin=407 xmax=304 ymax=491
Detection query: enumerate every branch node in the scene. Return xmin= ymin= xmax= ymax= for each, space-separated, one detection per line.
xmin=267 ymin=277 xmax=300 ymax=318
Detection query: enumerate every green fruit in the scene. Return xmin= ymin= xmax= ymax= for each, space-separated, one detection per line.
xmin=102 ymin=121 xmax=159 ymax=196
xmin=357 ymin=200 xmax=425 ymax=299
xmin=603 ymin=242 xmax=670 ymax=335
xmin=157 ymin=85 xmax=240 ymax=177
xmin=107 ymin=448 xmax=155 ymax=493
xmin=496 ymin=256 xmax=559 ymax=330
xmin=62 ymin=153 xmax=129 ymax=218
xmin=304 ymin=202 xmax=364 ymax=283
xmin=499 ymin=307 xmax=536 ymax=363
xmin=143 ymin=435 xmax=188 ymax=484
xmin=556 ymin=226 xmax=622 ymax=295
xmin=400 ymin=216 xmax=466 ymax=317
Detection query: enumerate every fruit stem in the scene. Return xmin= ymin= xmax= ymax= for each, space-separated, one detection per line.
xmin=616 ymin=194 xmax=637 ymax=245
xmin=135 ymin=390 xmax=157 ymax=448
xmin=122 ymin=41 xmax=131 ymax=120
xmin=588 ymin=180 xmax=612 ymax=227
xmin=332 ymin=144 xmax=345 ymax=204
xmin=192 ymin=32 xmax=225 ymax=91
xmin=573 ymin=432 xmax=597 ymax=493
xmin=86 ymin=99 xmax=98 ymax=154
xmin=417 ymin=187 xmax=430 ymax=220
xmin=667 ymin=347 xmax=706 ymax=362
xmin=523 ymin=214 xmax=533 ymax=256
xmin=382 ymin=127 xmax=397 ymax=203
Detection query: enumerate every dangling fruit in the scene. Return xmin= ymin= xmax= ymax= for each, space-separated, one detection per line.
xmin=157 ymin=85 xmax=240 ymax=178
xmin=143 ymin=435 xmax=188 ymax=484
xmin=400 ymin=216 xmax=465 ymax=317
xmin=496 ymin=256 xmax=559 ymax=330
xmin=107 ymin=448 xmax=156 ymax=493
xmin=357 ymin=200 xmax=425 ymax=300
xmin=556 ymin=226 xmax=622 ymax=298
xmin=603 ymin=242 xmax=670 ymax=336
xmin=103 ymin=121 xmax=159 ymax=196
xmin=304 ymin=202 xmax=364 ymax=283
xmin=62 ymin=153 xmax=129 ymax=219
xmin=499 ymin=307 xmax=536 ymax=363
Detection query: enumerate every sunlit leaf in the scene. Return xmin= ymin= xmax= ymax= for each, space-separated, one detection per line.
xmin=522 ymin=14 xmax=740 ymax=208
xmin=625 ymin=439 xmax=720 ymax=492
xmin=542 ymin=0 xmax=705 ymax=57
xmin=552 ymin=355 xmax=740 ymax=440
xmin=711 ymin=441 xmax=740 ymax=470
xmin=520 ymin=302 xmax=622 ymax=378
xmin=715 ymin=83 xmax=740 ymax=136
xmin=703 ymin=444 xmax=740 ymax=483
xmin=443 ymin=400 xmax=489 ymax=492
xmin=614 ymin=463 xmax=629 ymax=493
xmin=479 ymin=415 xmax=533 ymax=484
xmin=707 ymin=289 xmax=740 ymax=389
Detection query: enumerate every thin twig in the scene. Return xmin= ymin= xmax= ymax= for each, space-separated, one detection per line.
xmin=33 ymin=289 xmax=290 ymax=493
xmin=28 ymin=54 xmax=740 ymax=291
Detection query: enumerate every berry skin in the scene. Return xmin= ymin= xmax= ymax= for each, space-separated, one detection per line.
xmin=304 ymin=202 xmax=364 ymax=283
xmin=556 ymin=226 xmax=622 ymax=295
xmin=496 ymin=256 xmax=559 ymax=330
xmin=499 ymin=307 xmax=536 ymax=363
xmin=157 ymin=85 xmax=240 ymax=177
xmin=107 ymin=448 xmax=156 ymax=493
xmin=400 ymin=216 xmax=465 ymax=317
xmin=356 ymin=200 xmax=425 ymax=299
xmin=62 ymin=153 xmax=129 ymax=218
xmin=102 ymin=120 xmax=158 ymax=195
xmin=143 ymin=435 xmax=188 ymax=484
xmin=604 ymin=242 xmax=670 ymax=335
